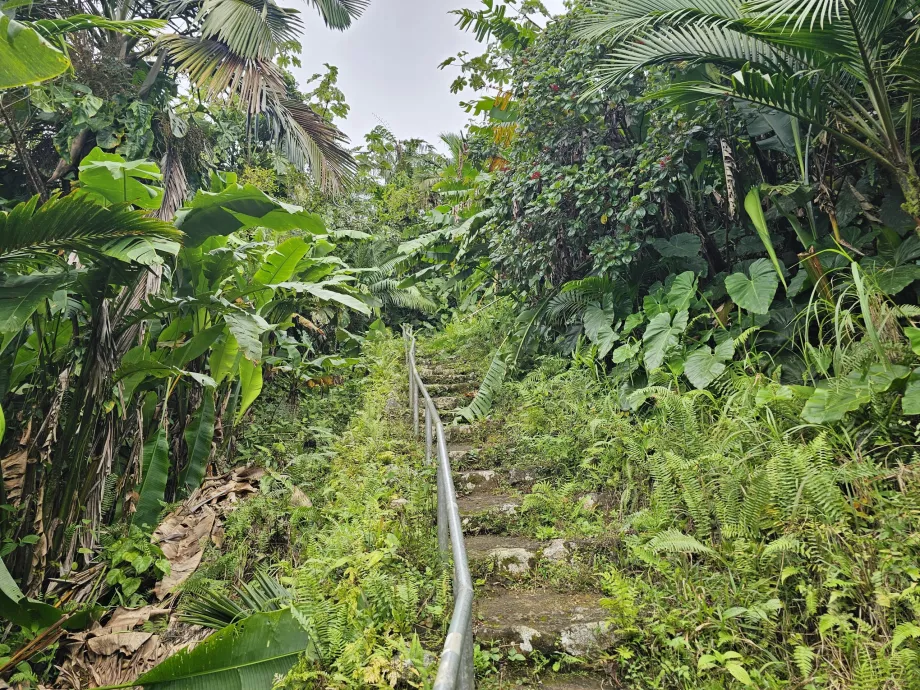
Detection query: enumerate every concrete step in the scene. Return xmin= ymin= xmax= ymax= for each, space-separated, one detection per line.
xmin=448 ymin=442 xmax=475 ymax=463
xmin=432 ymin=395 xmax=463 ymax=411
xmin=418 ymin=369 xmax=477 ymax=384
xmin=466 ymin=535 xmax=577 ymax=579
xmin=455 ymin=469 xmax=499 ymax=493
xmin=473 ymin=587 xmax=615 ymax=657
xmin=540 ymin=674 xmax=611 ymax=689
xmin=446 ymin=424 xmax=475 ymax=442
xmin=457 ymin=491 xmax=520 ymax=521
xmin=427 ymin=382 xmax=476 ymax=396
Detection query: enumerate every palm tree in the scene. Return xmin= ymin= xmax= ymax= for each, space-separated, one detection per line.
xmin=23 ymin=0 xmax=369 ymax=195
xmin=579 ymin=0 xmax=920 ymax=231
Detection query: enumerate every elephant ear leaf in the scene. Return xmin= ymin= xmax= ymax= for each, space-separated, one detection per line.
xmin=0 ymin=558 xmax=61 ymax=629
xmin=725 ymin=259 xmax=779 ymax=314
xmin=130 ymin=608 xmax=314 ymax=689
xmin=0 ymin=15 xmax=70 ymax=89
xmin=132 ymin=425 xmax=169 ymax=531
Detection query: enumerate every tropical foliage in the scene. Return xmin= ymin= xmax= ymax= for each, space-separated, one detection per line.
xmin=4 ymin=0 xmax=920 ymax=686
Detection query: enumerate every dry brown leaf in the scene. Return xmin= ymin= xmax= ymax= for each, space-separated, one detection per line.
xmin=291 ymin=487 xmax=312 ymax=507
xmin=87 ymin=631 xmax=153 ymax=656
xmin=1 ymin=450 xmax=27 ymax=506
xmin=152 ymin=508 xmax=216 ymax=600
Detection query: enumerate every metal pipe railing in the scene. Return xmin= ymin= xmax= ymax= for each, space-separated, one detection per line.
xmin=404 ymin=328 xmax=475 ymax=690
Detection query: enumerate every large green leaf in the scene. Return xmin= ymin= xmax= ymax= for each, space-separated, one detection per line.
xmin=209 ymin=332 xmax=241 ymax=385
xmin=114 ymin=359 xmax=216 ymax=389
xmin=643 ymin=310 xmax=688 ymax=371
xmin=583 ymin=304 xmax=619 ymax=359
xmin=236 ymin=357 xmax=263 ymax=423
xmin=0 ymin=558 xmax=61 ymax=629
xmin=228 ymin=209 xmax=325 ymax=235
xmin=252 ymin=237 xmax=310 ymax=308
xmin=132 ymin=426 xmax=170 ymax=531
xmin=0 ymin=15 xmax=70 ymax=89
xmin=0 ymin=402 xmax=4 ymax=445
xmin=168 ymin=324 xmax=225 ymax=368
xmin=684 ymin=338 xmax=734 ymax=389
xmin=0 ymin=272 xmax=72 ymax=351
xmin=223 ymin=311 xmax=273 ymax=362
xmin=174 ymin=184 xmax=294 ymax=247
xmin=77 ymin=148 xmax=164 ymax=210
xmin=802 ymin=365 xmax=910 ymax=424
xmin=128 ymin=608 xmax=314 ymax=689
xmin=179 ymin=394 xmax=215 ymax=496
xmin=725 ymin=259 xmax=779 ymax=314
xmin=270 ymin=282 xmax=371 ymax=315
xmin=745 ymin=188 xmax=787 ymax=288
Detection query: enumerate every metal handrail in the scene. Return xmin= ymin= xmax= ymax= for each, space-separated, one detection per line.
xmin=404 ymin=327 xmax=475 ymax=690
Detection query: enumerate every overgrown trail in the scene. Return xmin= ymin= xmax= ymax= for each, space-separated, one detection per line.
xmin=416 ymin=355 xmax=609 ymax=689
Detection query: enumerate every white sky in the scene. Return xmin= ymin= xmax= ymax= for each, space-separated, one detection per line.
xmin=292 ymin=0 xmax=567 ymax=150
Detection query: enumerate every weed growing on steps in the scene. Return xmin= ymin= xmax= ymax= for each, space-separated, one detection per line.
xmin=181 ymin=337 xmax=452 ymax=688
xmin=427 ymin=318 xmax=920 ymax=688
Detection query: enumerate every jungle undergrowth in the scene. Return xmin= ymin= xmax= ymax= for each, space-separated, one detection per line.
xmin=181 ymin=336 xmax=452 ymax=688
xmin=427 ymin=308 xmax=920 ymax=690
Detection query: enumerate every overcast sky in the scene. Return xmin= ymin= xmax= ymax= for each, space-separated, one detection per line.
xmin=291 ymin=0 xmax=567 ymax=152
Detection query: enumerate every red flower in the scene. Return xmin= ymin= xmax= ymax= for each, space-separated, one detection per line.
xmin=531 ymin=171 xmax=542 ymax=179
xmin=550 ymin=84 xmax=560 ymax=92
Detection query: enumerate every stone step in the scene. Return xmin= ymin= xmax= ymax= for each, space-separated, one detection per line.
xmin=473 ymin=587 xmax=615 ymax=657
xmin=432 ymin=395 xmax=462 ymax=411
xmin=418 ymin=369 xmax=477 ymax=384
xmin=427 ymin=381 xmax=476 ymax=396
xmin=455 ymin=469 xmax=499 ymax=493
xmin=540 ymin=674 xmax=611 ymax=689
xmin=446 ymin=424 xmax=475 ymax=442
xmin=457 ymin=491 xmax=520 ymax=521
xmin=466 ymin=535 xmax=576 ymax=579
xmin=446 ymin=442 xmax=474 ymax=463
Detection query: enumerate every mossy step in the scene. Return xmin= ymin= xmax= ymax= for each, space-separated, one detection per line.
xmin=540 ymin=674 xmax=611 ymax=689
xmin=417 ymin=368 xmax=477 ymax=384
xmin=427 ymin=382 xmax=477 ymax=395
xmin=465 ymin=534 xmax=577 ymax=580
xmin=446 ymin=424 xmax=476 ymax=442
xmin=447 ymin=442 xmax=475 ymax=462
xmin=473 ymin=587 xmax=615 ymax=657
xmin=457 ymin=491 xmax=520 ymax=519
xmin=455 ymin=469 xmax=499 ymax=493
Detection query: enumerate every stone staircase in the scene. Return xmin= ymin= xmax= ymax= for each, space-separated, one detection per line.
xmin=417 ymin=357 xmax=612 ymax=689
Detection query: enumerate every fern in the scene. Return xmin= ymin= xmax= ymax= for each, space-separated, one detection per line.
xmin=762 ymin=535 xmax=803 ymax=560
xmin=793 ymin=645 xmax=815 ymax=678
xmin=645 ymin=529 xmax=716 ymax=557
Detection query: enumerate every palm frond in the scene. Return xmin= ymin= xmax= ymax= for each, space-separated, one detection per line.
xmin=598 ymin=23 xmax=781 ymax=82
xmin=578 ymin=0 xmax=742 ymax=42
xmin=160 ymin=36 xmax=356 ymax=189
xmin=159 ymin=34 xmax=288 ymax=114
xmin=455 ymin=350 xmax=508 ymax=422
xmin=272 ymin=99 xmax=357 ymax=190
xmin=0 ymin=194 xmax=182 ymax=268
xmin=305 ymin=0 xmax=369 ymax=30
xmin=199 ymin=0 xmax=303 ymax=59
